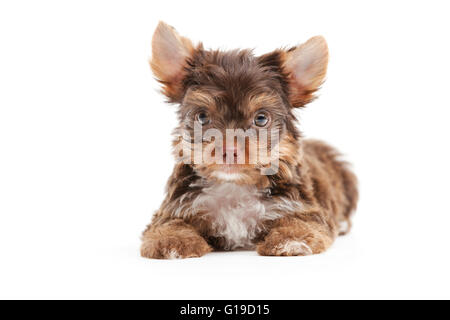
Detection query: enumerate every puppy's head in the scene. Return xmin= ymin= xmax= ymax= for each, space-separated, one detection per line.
xmin=150 ymin=21 xmax=328 ymax=184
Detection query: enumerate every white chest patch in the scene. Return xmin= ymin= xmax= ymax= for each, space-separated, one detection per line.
xmin=191 ymin=183 xmax=281 ymax=250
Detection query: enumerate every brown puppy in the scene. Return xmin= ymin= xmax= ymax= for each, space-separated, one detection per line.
xmin=141 ymin=22 xmax=358 ymax=259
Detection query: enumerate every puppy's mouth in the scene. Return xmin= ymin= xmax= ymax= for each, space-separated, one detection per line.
xmin=214 ymin=163 xmax=247 ymax=173
xmin=190 ymin=140 xmax=276 ymax=182
xmin=210 ymin=166 xmax=248 ymax=182
xmin=197 ymin=146 xmax=249 ymax=181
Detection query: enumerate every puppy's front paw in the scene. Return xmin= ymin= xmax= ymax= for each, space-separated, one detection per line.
xmin=141 ymin=232 xmax=212 ymax=260
xmin=256 ymin=225 xmax=330 ymax=256
xmin=257 ymin=238 xmax=313 ymax=256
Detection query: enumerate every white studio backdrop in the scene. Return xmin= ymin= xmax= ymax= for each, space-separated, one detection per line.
xmin=0 ymin=0 xmax=449 ymax=299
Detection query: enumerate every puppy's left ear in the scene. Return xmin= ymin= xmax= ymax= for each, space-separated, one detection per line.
xmin=150 ymin=21 xmax=195 ymax=102
xmin=282 ymin=36 xmax=329 ymax=107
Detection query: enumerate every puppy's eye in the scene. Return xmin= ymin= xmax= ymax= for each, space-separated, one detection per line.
xmin=196 ymin=111 xmax=210 ymax=125
xmin=254 ymin=112 xmax=269 ymax=127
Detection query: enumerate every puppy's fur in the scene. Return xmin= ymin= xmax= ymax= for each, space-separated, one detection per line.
xmin=141 ymin=22 xmax=358 ymax=259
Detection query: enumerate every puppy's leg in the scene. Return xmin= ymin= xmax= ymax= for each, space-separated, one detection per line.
xmin=257 ymin=217 xmax=334 ymax=256
xmin=141 ymin=219 xmax=212 ymax=259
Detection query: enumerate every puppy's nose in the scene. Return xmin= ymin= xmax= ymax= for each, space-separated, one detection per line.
xmin=223 ymin=144 xmax=238 ymax=163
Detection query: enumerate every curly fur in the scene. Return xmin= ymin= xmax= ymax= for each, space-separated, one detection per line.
xmin=141 ymin=22 xmax=358 ymax=259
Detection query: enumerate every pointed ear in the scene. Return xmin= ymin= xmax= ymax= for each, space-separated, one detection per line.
xmin=150 ymin=21 xmax=195 ymax=102
xmin=282 ymin=36 xmax=328 ymax=107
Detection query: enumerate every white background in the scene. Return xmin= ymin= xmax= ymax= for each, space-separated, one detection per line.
xmin=1 ymin=0 xmax=449 ymax=299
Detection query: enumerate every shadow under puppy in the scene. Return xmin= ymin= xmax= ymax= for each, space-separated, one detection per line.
xmin=141 ymin=21 xmax=358 ymax=259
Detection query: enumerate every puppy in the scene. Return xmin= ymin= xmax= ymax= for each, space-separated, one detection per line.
xmin=141 ymin=22 xmax=358 ymax=259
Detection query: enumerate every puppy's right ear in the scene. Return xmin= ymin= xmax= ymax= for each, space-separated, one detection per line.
xmin=150 ymin=21 xmax=195 ymax=102
xmin=282 ymin=36 xmax=329 ymax=107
